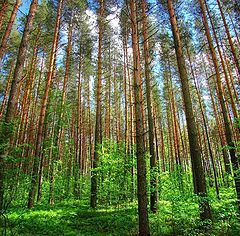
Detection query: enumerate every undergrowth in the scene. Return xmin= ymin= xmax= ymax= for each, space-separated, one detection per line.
xmin=1 ymin=190 xmax=240 ymax=236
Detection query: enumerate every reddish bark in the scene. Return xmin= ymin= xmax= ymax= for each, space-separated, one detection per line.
xmin=0 ymin=0 xmax=21 ymax=61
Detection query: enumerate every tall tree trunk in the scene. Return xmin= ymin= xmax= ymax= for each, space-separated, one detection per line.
xmin=0 ymin=0 xmax=38 ymax=211
xmin=123 ymin=31 xmax=128 ymax=154
xmin=34 ymin=52 xmax=45 ymax=202
xmin=167 ymin=0 xmax=211 ymax=220
xmin=0 ymin=0 xmax=21 ymax=62
xmin=216 ymin=0 xmax=240 ymax=75
xmin=199 ymin=0 xmax=240 ymax=210
xmin=222 ymin=48 xmax=239 ymax=105
xmin=27 ymin=0 xmax=63 ymax=209
xmin=203 ymin=60 xmax=231 ymax=174
xmin=87 ymin=72 xmax=92 ymax=176
xmin=114 ymin=65 xmax=120 ymax=142
xmin=90 ymin=0 xmax=104 ymax=209
xmin=153 ymin=106 xmax=160 ymax=165
xmin=48 ymin=17 xmax=72 ymax=205
xmin=74 ymin=44 xmax=82 ymax=199
xmin=0 ymin=60 xmax=14 ymax=119
xmin=5 ymin=0 xmax=37 ymax=124
xmin=105 ymin=37 xmax=111 ymax=139
xmin=141 ymin=0 xmax=157 ymax=213
xmin=18 ymin=30 xmax=39 ymax=147
xmin=127 ymin=43 xmax=135 ymax=200
xmin=187 ymin=47 xmax=220 ymax=199
xmin=158 ymin=110 xmax=165 ymax=172
xmin=205 ymin=0 xmax=238 ymax=120
xmin=130 ymin=0 xmax=150 ymax=234
xmin=164 ymin=65 xmax=174 ymax=172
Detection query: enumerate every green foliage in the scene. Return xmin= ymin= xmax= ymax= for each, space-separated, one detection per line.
xmin=95 ymin=140 xmax=136 ymax=206
xmin=2 ymin=202 xmax=137 ymax=236
xmin=1 ymin=138 xmax=240 ymax=236
xmin=0 ymin=121 xmax=14 ymax=145
xmin=233 ymin=117 xmax=240 ymax=129
xmin=2 ymin=189 xmax=240 ymax=236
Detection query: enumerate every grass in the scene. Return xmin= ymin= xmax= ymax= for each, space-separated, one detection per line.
xmin=2 ymin=201 xmax=139 ymax=236
xmin=1 ymin=178 xmax=240 ymax=236
xmin=1 ymin=193 xmax=240 ymax=236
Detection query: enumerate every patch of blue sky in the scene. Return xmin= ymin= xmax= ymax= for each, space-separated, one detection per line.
xmin=17 ymin=1 xmax=38 ymax=30
xmin=19 ymin=0 xmax=31 ymax=14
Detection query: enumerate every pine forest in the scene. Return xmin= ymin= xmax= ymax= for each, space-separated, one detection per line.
xmin=0 ymin=0 xmax=239 ymax=235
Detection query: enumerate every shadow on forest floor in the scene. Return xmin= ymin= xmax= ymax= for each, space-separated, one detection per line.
xmin=2 ymin=202 xmax=139 ymax=236
xmin=2 ymin=197 xmax=240 ymax=236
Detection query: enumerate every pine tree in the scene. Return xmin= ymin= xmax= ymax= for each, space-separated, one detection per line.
xmin=0 ymin=0 xmax=38 ymax=212
xmin=167 ymin=0 xmax=211 ymax=220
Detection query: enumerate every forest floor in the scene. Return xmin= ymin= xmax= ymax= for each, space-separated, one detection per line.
xmin=1 ymin=190 xmax=240 ymax=236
